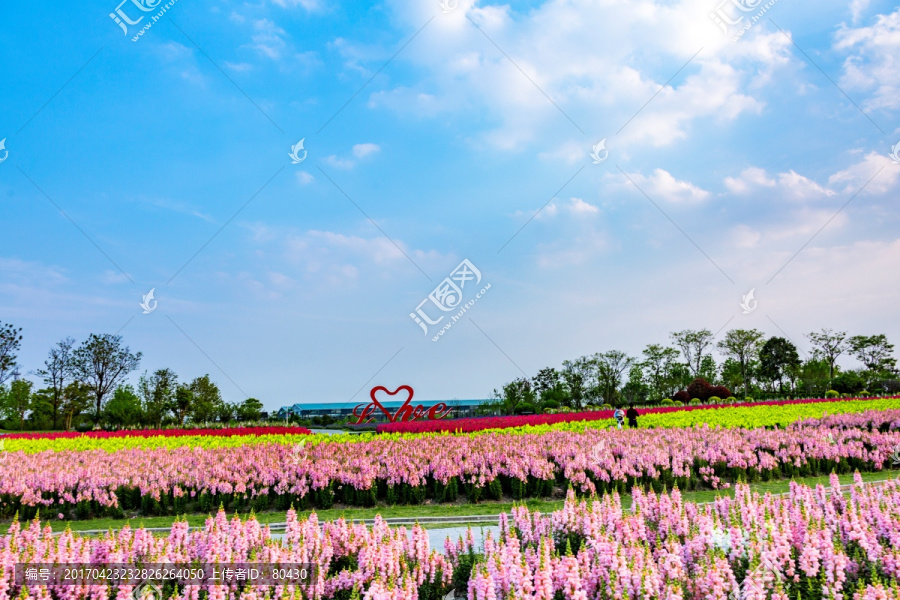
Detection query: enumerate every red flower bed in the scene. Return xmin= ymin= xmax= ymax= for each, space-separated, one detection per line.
xmin=0 ymin=425 xmax=312 ymax=441
xmin=377 ymin=396 xmax=896 ymax=434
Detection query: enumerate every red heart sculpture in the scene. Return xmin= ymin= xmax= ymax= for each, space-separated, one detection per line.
xmin=348 ymin=385 xmax=451 ymax=424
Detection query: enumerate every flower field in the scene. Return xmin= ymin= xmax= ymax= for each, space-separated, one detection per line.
xmin=378 ymin=397 xmax=900 ymax=434
xmin=3 ymin=410 xmax=900 ymax=519
xmin=4 ymin=475 xmax=900 ymax=599
xmin=0 ymin=425 xmax=312 ymax=441
xmin=0 ymin=427 xmax=312 ymax=453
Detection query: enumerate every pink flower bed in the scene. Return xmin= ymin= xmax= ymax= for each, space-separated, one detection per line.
xmin=0 ymin=425 xmax=312 ymax=441
xmin=2 ymin=411 xmax=899 ymax=518
xmin=378 ymin=395 xmax=895 ymax=434
xmin=4 ymin=476 xmax=900 ymax=599
xmin=464 ymin=474 xmax=900 ymax=600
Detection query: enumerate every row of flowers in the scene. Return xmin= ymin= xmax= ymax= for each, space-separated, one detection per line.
xmin=4 ymin=474 xmax=900 ymax=599
xmin=0 ymin=428 xmax=312 ymax=454
xmin=1 ymin=410 xmax=899 ymax=518
xmin=464 ymin=473 xmax=900 ymax=600
xmin=0 ymin=426 xmax=311 ymax=442
xmin=377 ymin=396 xmax=900 ymax=434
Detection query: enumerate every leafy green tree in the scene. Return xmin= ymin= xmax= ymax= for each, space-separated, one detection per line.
xmin=758 ymin=337 xmax=801 ymax=396
xmin=670 ymin=329 xmax=714 ymax=377
xmin=717 ymin=329 xmax=764 ymax=398
xmin=531 ymin=367 xmax=564 ymax=404
xmin=561 ymin=360 xmax=588 ymax=409
xmin=103 ymin=385 xmax=144 ymax=428
xmin=173 ymin=385 xmax=194 ymax=425
xmin=237 ymin=397 xmax=264 ymax=421
xmin=806 ymin=329 xmax=848 ymax=384
xmin=61 ymin=381 xmax=91 ymax=431
xmin=595 ymin=350 xmax=633 ymax=406
xmin=698 ymin=355 xmax=718 ymax=384
xmin=492 ymin=378 xmax=535 ymax=415
xmin=139 ymin=368 xmax=177 ymax=427
xmin=27 ymin=388 xmax=55 ymax=430
xmin=4 ymin=379 xmax=33 ymax=430
xmin=71 ymin=334 xmax=142 ymax=419
xmin=720 ymin=358 xmax=743 ymax=392
xmin=848 ymin=334 xmax=896 ymax=374
xmin=35 ymin=337 xmax=75 ymax=430
xmin=831 ymin=371 xmax=865 ymax=395
xmin=798 ymin=358 xmax=831 ymax=397
xmin=640 ymin=344 xmax=682 ymax=401
xmin=188 ymin=375 xmax=223 ymax=423
xmin=621 ymin=364 xmax=649 ymax=405
xmin=0 ymin=322 xmax=23 ymax=386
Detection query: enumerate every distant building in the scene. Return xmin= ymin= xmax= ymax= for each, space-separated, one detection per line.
xmin=275 ymin=399 xmax=493 ymax=421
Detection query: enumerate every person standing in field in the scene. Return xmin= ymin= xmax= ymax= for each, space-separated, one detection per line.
xmin=614 ymin=407 xmax=625 ymax=430
xmin=626 ymin=404 xmax=639 ymax=428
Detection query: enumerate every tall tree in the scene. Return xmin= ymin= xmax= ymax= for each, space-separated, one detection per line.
xmin=139 ymin=368 xmax=178 ymax=427
xmin=188 ymin=375 xmax=223 ymax=423
xmin=35 ymin=337 xmax=75 ymax=430
xmin=0 ymin=322 xmax=23 ymax=386
xmin=806 ymin=329 xmax=848 ymax=383
xmin=5 ymin=379 xmax=33 ymax=430
xmin=595 ymin=350 xmax=633 ymax=405
xmin=492 ymin=378 xmax=535 ymax=415
xmin=172 ymin=384 xmax=194 ymax=425
xmin=61 ymin=381 xmax=91 ymax=431
xmin=71 ymin=334 xmax=142 ymax=419
xmin=716 ymin=329 xmax=764 ymax=398
xmin=103 ymin=385 xmax=143 ymax=427
xmin=848 ymin=334 xmax=896 ymax=374
xmin=237 ymin=397 xmax=264 ymax=421
xmin=561 ymin=358 xmax=590 ymax=409
xmin=670 ymin=329 xmax=714 ymax=377
xmin=758 ymin=337 xmax=801 ymax=395
xmin=640 ymin=344 xmax=682 ymax=401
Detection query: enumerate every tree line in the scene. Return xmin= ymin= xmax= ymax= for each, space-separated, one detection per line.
xmin=488 ymin=328 xmax=898 ymax=415
xmin=0 ymin=323 xmax=264 ymax=431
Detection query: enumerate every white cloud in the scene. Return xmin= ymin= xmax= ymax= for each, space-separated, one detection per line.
xmin=323 ymin=155 xmax=355 ymax=169
xmin=271 ymin=0 xmax=324 ymax=12
xmin=777 ymin=170 xmax=835 ymax=200
xmin=525 ymin=197 xmax=597 ymax=220
xmin=295 ymin=171 xmax=314 ymax=185
xmin=625 ymin=169 xmax=710 ymax=204
xmin=835 ymin=8 xmax=900 ymax=111
xmin=364 ymin=0 xmax=782 ymax=152
xmin=828 ymin=151 xmax=900 ymax=195
xmin=850 ymin=0 xmax=871 ymax=23
xmin=723 ymin=167 xmax=841 ymax=201
xmin=352 ymin=143 xmax=380 ymax=158
xmin=568 ymin=197 xmax=599 ymax=215
xmin=724 ymin=167 xmax=776 ymax=194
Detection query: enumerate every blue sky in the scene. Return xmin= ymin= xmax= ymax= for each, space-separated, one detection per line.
xmin=1 ymin=0 xmax=898 ymax=410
